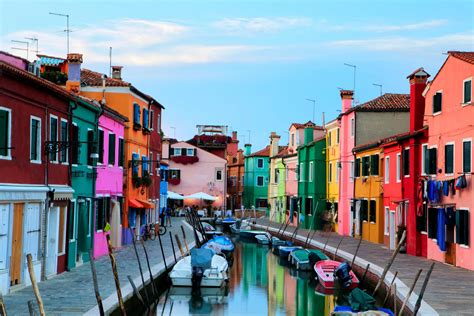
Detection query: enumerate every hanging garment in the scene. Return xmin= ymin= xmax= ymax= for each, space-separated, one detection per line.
xmin=446 ymin=207 xmax=456 ymax=226
xmin=428 ymin=180 xmax=440 ymax=203
xmin=437 ymin=208 xmax=446 ymax=252
xmin=456 ymin=175 xmax=468 ymax=190
xmin=442 ymin=181 xmax=450 ymax=196
xmin=423 ymin=180 xmax=428 ymax=200
xmin=417 ymin=179 xmax=424 ymax=216
xmin=449 ymin=179 xmax=456 ymax=196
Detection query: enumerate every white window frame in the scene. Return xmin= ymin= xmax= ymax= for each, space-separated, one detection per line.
xmin=432 ymin=90 xmax=443 ymax=116
xmin=328 ymin=162 xmax=332 ymax=183
xmin=362 ymin=155 xmax=370 ymax=178
xmin=421 ymin=144 xmax=428 ymax=176
xmin=108 ymin=132 xmax=116 ymax=167
xmin=173 ymin=147 xmax=181 ymax=156
xmin=86 ymin=128 xmax=94 ymax=168
xmin=462 ymin=138 xmax=472 ymax=173
xmin=444 ymin=142 xmax=455 ymax=176
xmin=49 ymin=114 xmax=59 ymax=163
xmin=462 ymin=77 xmax=472 ymax=106
xmin=299 ymin=162 xmax=304 ymax=182
xmin=384 ymin=207 xmax=390 ymax=236
xmin=336 ymin=128 xmax=340 ymax=144
xmin=0 ymin=106 xmax=12 ymax=160
xmin=457 ymin=207 xmax=470 ymax=248
xmin=350 ymin=118 xmax=355 ymax=137
xmin=385 ymin=156 xmax=390 ymax=184
xmin=30 ymin=116 xmax=42 ymax=164
xmin=257 ymin=158 xmax=264 ymax=169
xmin=350 ymin=161 xmax=354 ymax=182
xmin=256 ymin=175 xmax=264 ymax=187
xmin=86 ymin=198 xmax=92 ymax=237
xmin=370 ymin=198 xmax=377 ymax=224
xmin=118 ymin=137 xmax=124 ymax=169
xmin=186 ymin=148 xmax=194 ymax=156
xmin=309 ymin=161 xmax=314 ymax=182
xmin=60 ymin=118 xmax=69 ymax=165
xmin=69 ymin=200 xmax=77 ymax=242
xmin=97 ymin=127 xmax=104 ymax=165
xmin=215 ymin=168 xmax=223 ymax=181
xmin=396 ymin=153 xmax=401 ymax=183
xmin=336 ymin=160 xmax=339 ymax=183
xmin=403 ymin=147 xmax=410 ymax=178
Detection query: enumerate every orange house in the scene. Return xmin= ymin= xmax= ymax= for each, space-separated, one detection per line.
xmin=80 ymin=66 xmax=163 ymax=244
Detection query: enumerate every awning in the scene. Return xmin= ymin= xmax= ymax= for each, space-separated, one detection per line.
xmin=49 ymin=185 xmax=74 ymax=200
xmin=137 ymin=199 xmax=155 ymax=209
xmin=128 ymin=198 xmax=144 ymax=208
xmin=185 ymin=192 xmax=217 ymax=201
xmin=168 ymin=191 xmax=185 ymax=200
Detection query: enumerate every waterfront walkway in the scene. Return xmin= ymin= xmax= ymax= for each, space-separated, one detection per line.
xmin=256 ymin=218 xmax=474 ymax=316
xmin=3 ymin=218 xmax=194 ymax=315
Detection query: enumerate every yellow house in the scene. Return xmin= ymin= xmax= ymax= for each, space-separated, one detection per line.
xmin=325 ymin=119 xmax=340 ymax=232
xmin=353 ymin=144 xmax=384 ymax=244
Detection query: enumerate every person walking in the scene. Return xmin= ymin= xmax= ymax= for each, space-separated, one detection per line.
xmin=166 ymin=206 xmax=172 ymax=227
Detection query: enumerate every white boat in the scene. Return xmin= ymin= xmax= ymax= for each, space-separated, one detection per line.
xmin=170 ymin=252 xmax=229 ymax=287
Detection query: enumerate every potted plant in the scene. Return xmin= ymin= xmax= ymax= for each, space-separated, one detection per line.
xmin=142 ymin=171 xmax=152 ymax=187
xmin=132 ymin=176 xmax=142 ymax=188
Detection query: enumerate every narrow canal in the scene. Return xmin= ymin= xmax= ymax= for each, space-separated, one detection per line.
xmin=155 ymin=237 xmax=339 ymax=315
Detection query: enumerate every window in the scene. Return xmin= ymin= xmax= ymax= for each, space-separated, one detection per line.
xmin=463 ymin=79 xmax=472 ymax=104
xmin=403 ymin=148 xmax=410 ymax=176
xmin=171 ymin=147 xmax=181 ymax=156
xmin=463 ymin=140 xmax=472 ymax=173
xmin=132 ymin=153 xmax=139 ymax=177
xmin=216 ymin=169 xmax=223 ymax=181
xmin=49 ymin=115 xmax=58 ymax=162
xmin=336 ymin=128 xmax=340 ymax=144
xmin=60 ymin=119 xmax=68 ymax=163
xmin=72 ymin=124 xmax=79 ymax=165
xmin=416 ymin=204 xmax=427 ymax=233
xmin=432 ymin=91 xmax=442 ymax=114
xmin=299 ymin=163 xmax=304 ymax=181
xmin=421 ymin=144 xmax=428 ymax=175
xmin=257 ymin=158 xmax=264 ymax=169
xmin=309 ymin=161 xmax=314 ymax=182
xmin=428 ymin=147 xmax=438 ymax=175
xmin=456 ymin=209 xmax=470 ymax=246
xmin=351 ymin=118 xmax=355 ymax=137
xmin=87 ymin=130 xmax=94 ymax=166
xmin=108 ymin=133 xmax=116 ymax=166
xmin=157 ymin=114 xmax=161 ymax=133
xmin=336 ymin=160 xmax=339 ymax=182
xmin=142 ymin=155 xmax=147 ymax=177
xmin=370 ymin=200 xmax=376 ymax=223
xmin=384 ymin=207 xmax=390 ymax=235
xmin=291 ymin=133 xmax=295 ymax=147
xmin=0 ymin=107 xmax=12 ymax=159
xmin=169 ymin=169 xmax=181 ymax=180
xmin=149 ymin=110 xmax=154 ymax=130
xmin=143 ymin=108 xmax=149 ymax=129
xmin=370 ymin=154 xmax=379 ymax=176
xmin=328 ymin=163 xmax=333 ymax=182
xmin=274 ymin=169 xmax=279 ymax=184
xmin=96 ymin=197 xmax=111 ymax=232
xmin=133 ymin=103 xmax=141 ymax=126
xmin=396 ymin=153 xmax=401 ymax=182
xmin=328 ymin=132 xmax=332 ymax=146
xmin=257 ymin=176 xmax=264 ymax=187
xmin=118 ymin=138 xmax=125 ymax=167
xmin=149 ymin=153 xmax=153 ymax=174
xmin=354 ymin=158 xmax=361 ymax=178
xmin=385 ymin=156 xmax=390 ymax=184
xmin=98 ymin=129 xmax=104 ymax=164
xmin=427 ymin=208 xmax=438 ymax=239
xmin=305 ymin=197 xmax=313 ymax=215
xmin=361 ymin=200 xmax=368 ymax=222
xmin=30 ymin=117 xmax=41 ymax=162
xmin=445 ymin=143 xmax=454 ymax=175
xmin=362 ymin=156 xmax=370 ymax=177
xmin=186 ymin=148 xmax=195 ymax=156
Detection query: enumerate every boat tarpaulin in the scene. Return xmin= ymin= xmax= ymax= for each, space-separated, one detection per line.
xmin=191 ymin=248 xmax=214 ymax=270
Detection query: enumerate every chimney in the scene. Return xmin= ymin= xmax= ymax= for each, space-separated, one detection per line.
xmin=304 ymin=127 xmax=314 ymax=145
xmin=244 ymin=144 xmax=252 ymax=156
xmin=66 ymin=53 xmax=83 ymax=93
xmin=407 ymin=68 xmax=430 ymax=132
xmin=269 ymin=132 xmax=281 ymax=157
xmin=340 ymin=90 xmax=354 ymax=112
xmin=111 ymin=65 xmax=123 ymax=80
xmin=232 ymin=131 xmax=238 ymax=141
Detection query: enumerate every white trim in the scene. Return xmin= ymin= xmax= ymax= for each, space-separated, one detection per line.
xmin=72 ymin=122 xmax=79 ymax=167
xmin=60 ymin=118 xmax=69 ymax=165
xmin=421 ymin=144 xmax=428 ymax=176
xmin=97 ymin=127 xmax=104 ymax=165
xmin=69 ymin=199 xmax=77 ymax=242
xmin=30 ymin=115 xmax=42 ymax=164
xmin=215 ymin=168 xmax=224 ymax=182
xmin=86 ymin=198 xmax=92 ymax=237
xmin=309 ymin=161 xmax=314 ymax=182
xmin=257 ymin=158 xmax=264 ymax=169
xmin=403 ymin=147 xmax=410 ymax=178
xmin=49 ymin=114 xmax=59 ymax=163
xmin=385 ymin=156 xmax=390 ymax=184
xmin=108 ymin=132 xmax=116 ymax=167
xmin=87 ymin=128 xmax=94 ymax=168
xmin=462 ymin=138 xmax=472 ymax=173
xmin=444 ymin=142 xmax=455 ymax=176
xmin=118 ymin=137 xmax=124 ymax=169
xmin=462 ymin=77 xmax=472 ymax=105
xmin=396 ymin=153 xmax=401 ymax=182
xmin=0 ymin=106 xmax=12 ymax=160
xmin=58 ymin=206 xmax=68 ymax=256
xmin=384 ymin=206 xmax=390 ymax=235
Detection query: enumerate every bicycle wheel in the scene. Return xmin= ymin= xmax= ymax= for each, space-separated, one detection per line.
xmin=159 ymin=225 xmax=167 ymax=236
xmin=149 ymin=226 xmax=156 ymax=240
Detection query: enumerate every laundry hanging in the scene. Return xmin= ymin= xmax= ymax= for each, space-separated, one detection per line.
xmin=437 ymin=208 xmax=446 ymax=252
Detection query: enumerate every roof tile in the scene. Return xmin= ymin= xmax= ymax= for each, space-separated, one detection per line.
xmin=448 ymin=51 xmax=474 ymax=65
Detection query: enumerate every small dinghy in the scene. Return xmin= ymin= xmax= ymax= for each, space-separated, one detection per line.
xmin=277 ymin=245 xmax=302 ymax=259
xmin=222 ymin=217 xmax=237 ymax=225
xmin=239 ymin=230 xmax=266 ymax=240
xmin=203 ymin=235 xmax=235 ymax=256
xmin=170 ymin=248 xmax=228 ymax=288
xmin=201 ymin=222 xmax=223 ymax=237
xmin=255 ymin=233 xmax=271 ymax=245
xmin=314 ymin=260 xmax=359 ymax=290
xmin=271 ymin=236 xmax=287 ymax=247
xmin=289 ymin=249 xmax=328 ymax=271
xmin=333 ymin=288 xmax=394 ymax=316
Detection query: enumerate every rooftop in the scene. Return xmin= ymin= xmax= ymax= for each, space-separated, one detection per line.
xmin=346 ymin=93 xmax=410 ymax=114
xmin=448 ymin=51 xmax=474 ymax=64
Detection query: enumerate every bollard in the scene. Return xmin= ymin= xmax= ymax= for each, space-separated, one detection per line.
xmin=106 ymin=234 xmax=126 ymax=315
xmin=129 ymin=228 xmax=150 ymax=306
xmin=169 ymin=232 xmax=178 ymax=264
xmin=26 ymin=254 xmax=45 ymax=316
xmin=140 ymin=239 xmax=158 ymax=298
xmin=88 ymin=250 xmax=105 ymax=316
xmin=157 ymin=229 xmax=168 ymax=271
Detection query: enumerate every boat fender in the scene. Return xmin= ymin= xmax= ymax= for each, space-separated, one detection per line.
xmin=335 ymin=262 xmax=353 ymax=289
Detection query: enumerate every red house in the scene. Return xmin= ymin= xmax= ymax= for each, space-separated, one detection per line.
xmin=381 ymin=68 xmax=430 ymax=256
xmin=148 ymin=97 xmax=164 ymax=223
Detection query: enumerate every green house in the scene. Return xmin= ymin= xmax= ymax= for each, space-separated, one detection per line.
xmin=297 ymin=128 xmax=326 ymax=230
xmin=243 ymin=144 xmax=270 ymax=211
xmin=68 ymin=98 xmax=100 ymax=269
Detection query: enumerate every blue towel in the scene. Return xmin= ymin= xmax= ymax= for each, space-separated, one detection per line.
xmin=442 ymin=181 xmax=449 ymax=196
xmin=437 ymin=208 xmax=446 ymax=252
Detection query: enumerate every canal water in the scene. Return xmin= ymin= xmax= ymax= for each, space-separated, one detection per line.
xmin=155 ymin=238 xmax=341 ymax=315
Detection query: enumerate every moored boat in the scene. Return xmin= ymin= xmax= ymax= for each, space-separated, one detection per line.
xmin=203 ymin=235 xmax=235 ymax=256
xmin=289 ymin=249 xmax=328 ymax=270
xmin=255 ymin=233 xmax=271 ymax=245
xmin=314 ymin=260 xmax=359 ymax=290
xmin=276 ymin=245 xmax=302 ymax=259
xmin=239 ymin=229 xmax=266 ymax=240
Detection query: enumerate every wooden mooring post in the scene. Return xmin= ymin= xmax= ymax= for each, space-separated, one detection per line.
xmin=393 ymin=283 xmax=397 ymax=315
xmin=127 ymin=275 xmax=146 ymax=308
xmin=140 ymin=239 xmax=158 ymax=298
xmin=0 ymin=291 xmax=7 ymax=316
xmin=373 ymin=230 xmax=406 ymax=296
xmin=129 ymin=229 xmax=150 ymax=306
xmin=88 ymin=250 xmax=105 ymax=316
xmin=27 ymin=300 xmax=36 ymax=316
xmin=175 ymin=234 xmax=185 ymax=257
xmin=157 ymin=229 xmax=168 ymax=271
xmin=350 ymin=236 xmax=363 ymax=267
xmin=26 ymin=254 xmax=45 ymax=316
xmin=398 ymin=269 xmax=423 ymax=316
xmin=106 ymin=234 xmax=126 ymax=315
xmin=169 ymin=232 xmax=178 ymax=264
xmin=181 ymin=225 xmax=189 ymax=254
xmin=382 ymin=271 xmax=399 ymax=307
xmin=414 ymin=263 xmax=435 ymax=316
xmin=333 ymin=236 xmax=345 ymax=260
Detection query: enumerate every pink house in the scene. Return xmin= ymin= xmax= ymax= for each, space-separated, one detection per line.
xmin=423 ymin=51 xmax=474 ymax=270
xmin=94 ymin=105 xmax=128 ymax=258
xmin=163 ymin=140 xmax=227 ymax=209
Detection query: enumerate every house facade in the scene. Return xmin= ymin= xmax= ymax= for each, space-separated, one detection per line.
xmin=148 ymin=98 xmax=163 ymax=226
xmin=268 ymin=132 xmax=288 ymax=223
xmin=423 ymin=51 xmax=474 ymax=270
xmin=227 ymin=149 xmax=244 ymax=211
xmin=243 ymin=145 xmax=270 ymax=210
xmin=326 ymin=119 xmax=340 ymax=232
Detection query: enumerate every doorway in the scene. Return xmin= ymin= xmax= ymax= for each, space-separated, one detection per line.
xmin=10 ymin=203 xmax=24 ymax=286
xmin=46 ymin=206 xmax=59 ymax=277
xmin=389 ymin=211 xmax=396 ymax=250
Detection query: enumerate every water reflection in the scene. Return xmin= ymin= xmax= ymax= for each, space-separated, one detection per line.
xmin=156 ymin=240 xmax=336 ymax=316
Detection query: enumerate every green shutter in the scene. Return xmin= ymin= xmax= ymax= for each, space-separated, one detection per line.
xmin=464 ymin=80 xmax=472 ymax=103
xmin=464 ymin=210 xmax=469 ymax=246
xmin=0 ymin=110 xmax=8 ymax=156
xmin=30 ymin=119 xmax=38 ymax=160
xmin=463 ymin=141 xmax=471 ymax=173
xmin=445 ymin=144 xmax=454 ymax=174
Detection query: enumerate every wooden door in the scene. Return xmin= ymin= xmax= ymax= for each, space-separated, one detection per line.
xmin=10 ymin=203 xmax=24 ymax=286
xmin=445 ymin=225 xmax=456 ymax=265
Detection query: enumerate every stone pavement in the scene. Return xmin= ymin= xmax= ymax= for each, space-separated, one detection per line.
xmin=3 ymin=218 xmax=194 ymax=315
xmin=256 ymin=218 xmax=474 ymax=316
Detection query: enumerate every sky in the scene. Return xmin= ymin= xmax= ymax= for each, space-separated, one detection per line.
xmin=1 ymin=0 xmax=473 ymax=150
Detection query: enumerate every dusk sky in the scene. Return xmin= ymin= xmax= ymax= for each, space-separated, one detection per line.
xmin=1 ymin=0 xmax=473 ymax=150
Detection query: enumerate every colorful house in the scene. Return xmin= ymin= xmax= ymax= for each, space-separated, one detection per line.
xmin=423 ymin=51 xmax=474 ymax=270
xmin=94 ymin=105 xmax=128 ymax=258
xmin=268 ymin=132 xmax=287 ymax=223
xmin=353 ymin=144 xmax=384 ymax=244
xmin=297 ymin=127 xmax=327 ymax=230
xmin=148 ymin=97 xmax=164 ymax=226
xmin=159 ymin=161 xmax=169 ymax=212
xmin=163 ymin=140 xmax=226 ymax=208
xmin=338 ymin=91 xmax=410 ymax=237
xmin=325 ymin=119 xmax=340 ymax=232
xmin=0 ymin=57 xmax=75 ymax=293
xmin=243 ymin=145 xmax=270 ymax=210
xmin=227 ymin=148 xmax=245 ymax=211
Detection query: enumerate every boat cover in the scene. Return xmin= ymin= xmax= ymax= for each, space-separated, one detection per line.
xmin=349 ymin=288 xmax=376 ymax=312
xmin=191 ymin=248 xmax=214 ymax=270
xmin=292 ymin=249 xmax=328 ymax=262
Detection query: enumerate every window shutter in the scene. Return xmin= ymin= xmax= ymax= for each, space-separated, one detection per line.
xmin=429 ymin=148 xmax=437 ymax=174
xmin=143 ymin=108 xmax=149 ymax=129
xmin=463 ymin=210 xmax=469 ymax=246
xmin=149 ymin=111 xmax=154 ymax=130
xmin=456 ymin=210 xmax=462 ymax=244
xmin=463 ymin=141 xmax=471 ymax=173
xmin=87 ymin=130 xmax=94 ymax=166
xmin=181 ymin=148 xmax=186 ymax=156
xmin=108 ymin=134 xmax=116 ymax=165
xmin=0 ymin=110 xmax=8 ymax=156
xmin=464 ymin=80 xmax=472 ymax=103
xmin=132 ymin=153 xmax=139 ymax=177
xmin=133 ymin=103 xmax=140 ymax=125
xmin=423 ymin=146 xmax=429 ymax=174
xmin=98 ymin=130 xmax=104 ymax=164
xmin=72 ymin=125 xmax=79 ymax=164
xmin=445 ymin=144 xmax=454 ymax=174
xmin=428 ymin=208 xmax=438 ymax=239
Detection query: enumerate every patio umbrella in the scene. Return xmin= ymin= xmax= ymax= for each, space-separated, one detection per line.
xmin=185 ymin=192 xmax=217 ymax=201
xmin=167 ymin=191 xmax=185 ymax=200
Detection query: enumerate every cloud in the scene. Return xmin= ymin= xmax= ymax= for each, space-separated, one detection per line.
xmin=362 ymin=19 xmax=448 ymax=32
xmin=213 ymin=17 xmax=312 ymax=34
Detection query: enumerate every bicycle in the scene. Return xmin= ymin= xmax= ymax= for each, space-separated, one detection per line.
xmin=139 ymin=223 xmax=167 ymax=241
